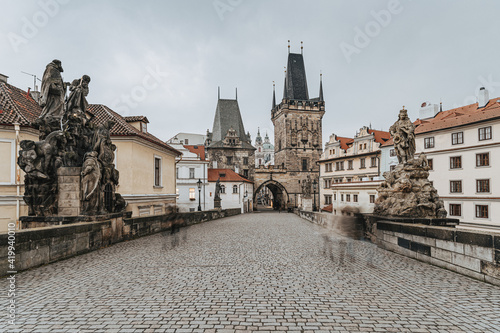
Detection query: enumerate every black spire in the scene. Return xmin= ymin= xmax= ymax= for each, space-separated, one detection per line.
xmin=272 ymin=81 xmax=276 ymax=109
xmin=319 ymin=73 xmax=324 ymax=102
xmin=283 ymin=52 xmax=309 ymax=100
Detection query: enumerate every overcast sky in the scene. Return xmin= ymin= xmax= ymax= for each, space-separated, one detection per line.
xmin=2 ymin=0 xmax=500 ymax=144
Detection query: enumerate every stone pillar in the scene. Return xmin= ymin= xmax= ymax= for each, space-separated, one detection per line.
xmin=57 ymin=167 xmax=81 ymax=216
xmin=214 ymin=197 xmax=221 ymax=210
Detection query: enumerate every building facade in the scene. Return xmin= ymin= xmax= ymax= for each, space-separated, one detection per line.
xmin=254 ymin=48 xmax=325 ymax=210
xmin=205 ymin=92 xmax=255 ymax=180
xmin=166 ymin=132 xmax=206 ymax=146
xmin=168 ymin=143 xmax=209 ymax=212
xmin=319 ymin=126 xmax=390 ymax=214
xmin=413 ymin=88 xmax=500 ymax=230
xmin=207 ymin=168 xmax=253 ymax=212
xmin=254 ymin=128 xmax=274 ymax=167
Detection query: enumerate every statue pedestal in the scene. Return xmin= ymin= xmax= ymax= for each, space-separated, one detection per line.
xmin=214 ymin=197 xmax=221 ymax=209
xmin=57 ymin=167 xmax=81 ymax=216
xmin=301 ymin=198 xmax=312 ymax=211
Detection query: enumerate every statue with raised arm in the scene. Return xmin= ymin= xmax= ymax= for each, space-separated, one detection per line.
xmin=66 ymin=75 xmax=91 ymax=115
xmin=39 ymin=60 xmax=67 ymax=121
xmin=389 ymin=107 xmax=416 ymax=164
xmin=215 ymin=177 xmax=221 ymax=200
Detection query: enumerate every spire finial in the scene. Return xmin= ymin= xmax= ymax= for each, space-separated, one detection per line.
xmin=301 ymin=41 xmax=303 ymax=54
xmin=235 ymin=87 xmax=237 ymax=100
xmin=218 ymin=86 xmax=220 ymax=100
xmin=319 ymin=71 xmax=324 ymax=102
xmin=440 ymin=101 xmax=443 ymax=112
xmin=272 ymin=81 xmax=276 ymax=109
xmin=288 ymin=40 xmax=290 ymax=54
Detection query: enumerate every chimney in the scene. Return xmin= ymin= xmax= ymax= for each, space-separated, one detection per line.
xmin=30 ymin=84 xmax=41 ymax=103
xmin=0 ymin=73 xmax=8 ymax=83
xmin=419 ymin=101 xmax=439 ymax=119
xmin=478 ymin=87 xmax=489 ymax=108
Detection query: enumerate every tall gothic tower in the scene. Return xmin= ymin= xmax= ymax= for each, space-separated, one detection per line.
xmin=272 ymin=47 xmax=325 ymax=175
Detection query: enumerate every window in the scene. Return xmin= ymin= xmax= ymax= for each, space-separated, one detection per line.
xmin=176 ymin=167 xmax=179 ymax=179
xmin=476 ymin=179 xmax=490 ymax=193
xmin=233 ymin=185 xmax=238 ymax=193
xmin=332 ymin=149 xmax=335 ymax=155
xmin=428 ymin=159 xmax=433 ymax=170
xmin=450 ymin=156 xmax=462 ymax=169
xmin=360 ymin=158 xmax=366 ymax=168
xmin=369 ymin=195 xmax=375 ymax=203
xmin=243 ymin=170 xmax=249 ymax=178
xmin=359 ymin=144 xmax=362 ymax=150
xmin=154 ymin=157 xmax=161 ymax=186
xmin=363 ymin=143 xmax=367 ymax=149
xmin=341 ymin=194 xmax=344 ymax=201
xmin=476 ymin=153 xmax=489 ymax=167
xmin=424 ymin=137 xmax=435 ymax=149
xmin=258 ymin=147 xmax=261 ymax=152
xmin=353 ymin=194 xmax=358 ymax=202
xmin=259 ymin=159 xmax=262 ymax=165
xmin=333 ymin=193 xmax=337 ymax=201
xmin=451 ymin=132 xmax=463 ymax=145
xmin=220 ymin=185 xmax=225 ymax=194
xmin=302 ymin=158 xmax=308 ymax=171
xmin=346 ymin=194 xmax=351 ymax=202
xmin=390 ymin=149 xmax=396 ymax=157
xmin=370 ymin=157 xmax=377 ymax=167
xmin=243 ymin=157 xmax=248 ymax=165
xmin=189 ymin=188 xmax=196 ymax=200
xmin=141 ymin=122 xmax=147 ymax=133
xmin=184 ymin=138 xmax=188 ymax=144
xmin=324 ymin=195 xmax=332 ymax=205
xmin=346 ymin=178 xmax=352 ymax=183
xmin=335 ymin=161 xmax=344 ymax=171
xmin=324 ymin=179 xmax=331 ymax=189
xmin=226 ymin=156 xmax=233 ymax=165
xmin=347 ymin=160 xmax=353 ymax=170
xmin=189 ymin=168 xmax=195 ymax=179
xmin=475 ymin=205 xmax=489 ymax=218
xmin=450 ymin=180 xmax=462 ymax=193
xmin=449 ymin=204 xmax=461 ymax=216
xmin=478 ymin=126 xmax=492 ymax=141
xmin=390 ymin=165 xmax=396 ymax=171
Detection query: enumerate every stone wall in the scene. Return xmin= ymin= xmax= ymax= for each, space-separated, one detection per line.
xmin=366 ymin=217 xmax=500 ymax=286
xmin=0 ymin=208 xmax=241 ymax=276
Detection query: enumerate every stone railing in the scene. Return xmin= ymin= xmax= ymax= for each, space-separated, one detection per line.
xmin=0 ymin=208 xmax=240 ymax=276
xmin=294 ymin=209 xmax=365 ymax=240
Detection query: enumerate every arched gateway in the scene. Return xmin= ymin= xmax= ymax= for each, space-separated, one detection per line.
xmin=253 ymin=179 xmax=289 ymax=210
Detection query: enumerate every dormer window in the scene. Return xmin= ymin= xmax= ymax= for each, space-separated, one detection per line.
xmin=141 ymin=122 xmax=147 ymax=133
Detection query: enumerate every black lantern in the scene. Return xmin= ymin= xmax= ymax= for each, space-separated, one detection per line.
xmin=196 ymin=179 xmax=202 ymax=211
xmin=312 ymin=179 xmax=318 ymax=212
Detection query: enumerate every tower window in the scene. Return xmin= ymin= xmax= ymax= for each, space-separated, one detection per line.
xmin=302 ymin=158 xmax=308 ymax=171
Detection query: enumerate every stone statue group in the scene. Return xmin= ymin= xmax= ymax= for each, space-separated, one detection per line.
xmin=18 ymin=60 xmax=126 ymax=216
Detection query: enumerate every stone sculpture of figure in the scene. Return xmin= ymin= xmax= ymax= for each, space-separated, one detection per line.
xmin=389 ymin=108 xmax=416 ymax=164
xmin=214 ymin=177 xmax=221 ymax=200
xmin=39 ymin=60 xmax=67 ymax=121
xmin=81 ymin=151 xmax=101 ymax=215
xmin=302 ymin=175 xmax=312 ymax=197
xmin=66 ymin=75 xmax=91 ymax=115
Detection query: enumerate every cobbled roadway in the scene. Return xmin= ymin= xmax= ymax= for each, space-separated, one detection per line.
xmin=2 ymin=212 xmax=500 ymax=332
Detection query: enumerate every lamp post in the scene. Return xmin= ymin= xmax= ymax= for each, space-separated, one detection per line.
xmin=196 ymin=179 xmax=202 ymax=211
xmin=245 ymin=190 xmax=249 ymax=213
xmin=312 ymin=179 xmax=317 ymax=212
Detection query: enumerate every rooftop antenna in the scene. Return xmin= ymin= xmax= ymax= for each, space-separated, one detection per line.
xmin=288 ymin=40 xmax=290 ymax=54
xmin=301 ymin=41 xmax=303 ymax=54
xmin=21 ymin=71 xmax=41 ymax=91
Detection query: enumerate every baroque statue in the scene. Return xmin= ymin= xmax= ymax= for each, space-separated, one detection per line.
xmin=17 ymin=60 xmax=126 ymax=217
xmin=374 ymin=108 xmax=446 ymax=219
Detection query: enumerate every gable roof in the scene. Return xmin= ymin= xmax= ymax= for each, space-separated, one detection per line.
xmin=0 ymin=81 xmax=41 ymax=126
xmin=283 ymin=53 xmax=309 ymax=100
xmin=124 ymin=115 xmax=149 ymax=123
xmin=207 ymin=168 xmax=253 ymax=183
xmin=87 ymin=104 xmax=181 ymax=156
xmin=184 ymin=145 xmax=205 ymax=161
xmin=210 ymin=98 xmax=250 ymax=146
xmin=337 ymin=136 xmax=354 ymax=150
xmin=368 ymin=129 xmax=391 ymax=144
xmin=415 ymin=97 xmax=500 ymax=134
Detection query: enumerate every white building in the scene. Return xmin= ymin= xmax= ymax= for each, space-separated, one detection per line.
xmin=208 ymin=168 xmax=253 ymax=213
xmin=254 ymin=128 xmax=274 ymax=167
xmin=319 ymin=126 xmax=390 ymax=214
xmin=169 ymin=142 xmax=209 ymax=212
xmin=167 ymin=132 xmax=206 ymax=146
xmin=413 ymin=89 xmax=500 ymax=230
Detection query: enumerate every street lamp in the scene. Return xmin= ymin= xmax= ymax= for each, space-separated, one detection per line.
xmin=196 ymin=179 xmax=202 ymax=211
xmin=312 ymin=179 xmax=318 ymax=212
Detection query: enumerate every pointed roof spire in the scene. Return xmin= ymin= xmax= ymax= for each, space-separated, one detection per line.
xmin=272 ymin=81 xmax=276 ymax=109
xmin=255 ymin=127 xmax=262 ymax=144
xmin=319 ymin=72 xmax=324 ymax=102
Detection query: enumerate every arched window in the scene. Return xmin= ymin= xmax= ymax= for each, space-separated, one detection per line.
xmin=259 ymin=147 xmax=261 ymax=152
xmin=259 ymin=159 xmax=262 ymax=165
xmin=220 ymin=185 xmax=225 ymax=193
xmin=233 ymin=185 xmax=238 ymax=193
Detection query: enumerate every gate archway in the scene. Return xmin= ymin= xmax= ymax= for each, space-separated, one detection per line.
xmin=253 ymin=180 xmax=289 ymax=211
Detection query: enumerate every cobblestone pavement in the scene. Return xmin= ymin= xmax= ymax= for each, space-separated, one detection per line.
xmin=2 ymin=212 xmax=500 ymax=332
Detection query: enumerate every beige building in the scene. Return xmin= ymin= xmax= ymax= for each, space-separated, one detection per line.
xmin=319 ymin=126 xmax=390 ymax=214
xmin=0 ymin=75 xmax=180 ymax=231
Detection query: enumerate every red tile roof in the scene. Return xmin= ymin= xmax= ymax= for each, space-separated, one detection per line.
xmin=184 ymin=145 xmax=206 ymax=160
xmin=415 ymin=98 xmax=500 ymax=134
xmin=124 ymin=115 xmax=149 ymax=123
xmin=321 ymin=204 xmax=333 ymax=213
xmin=87 ymin=104 xmax=181 ymax=156
xmin=208 ymin=168 xmax=253 ymax=183
xmin=368 ymin=129 xmax=391 ymax=144
xmin=337 ymin=136 xmax=354 ymax=150
xmin=0 ymin=81 xmax=41 ymax=126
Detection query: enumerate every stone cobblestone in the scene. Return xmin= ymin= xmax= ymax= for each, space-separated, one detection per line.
xmin=2 ymin=212 xmax=500 ymax=332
